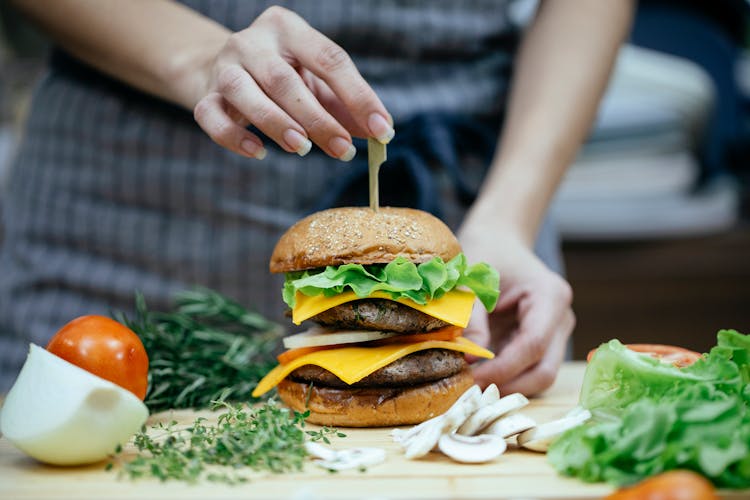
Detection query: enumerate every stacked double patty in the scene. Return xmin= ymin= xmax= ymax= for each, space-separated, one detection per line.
xmin=260 ymin=207 xmax=496 ymax=427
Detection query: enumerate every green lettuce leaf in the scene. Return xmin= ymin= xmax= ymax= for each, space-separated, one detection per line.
xmin=282 ymin=253 xmax=500 ymax=312
xmin=549 ymin=329 xmax=750 ymax=488
xmin=717 ymin=329 xmax=750 ymax=386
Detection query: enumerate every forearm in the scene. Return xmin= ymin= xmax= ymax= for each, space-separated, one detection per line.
xmin=10 ymin=0 xmax=229 ymax=110
xmin=464 ymin=0 xmax=634 ymax=246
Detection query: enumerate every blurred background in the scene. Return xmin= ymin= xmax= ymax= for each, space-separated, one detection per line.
xmin=0 ymin=0 xmax=748 ymax=358
xmin=548 ymin=0 xmax=750 ymax=357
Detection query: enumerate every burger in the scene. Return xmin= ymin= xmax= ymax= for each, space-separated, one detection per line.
xmin=252 ymin=207 xmax=499 ymax=427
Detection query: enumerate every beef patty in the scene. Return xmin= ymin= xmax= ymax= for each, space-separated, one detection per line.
xmin=289 ymin=349 xmax=467 ymax=388
xmin=311 ymin=299 xmax=450 ymax=332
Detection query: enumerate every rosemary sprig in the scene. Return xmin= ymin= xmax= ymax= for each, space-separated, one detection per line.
xmin=111 ymin=400 xmax=345 ymax=484
xmin=115 ymin=288 xmax=284 ymax=412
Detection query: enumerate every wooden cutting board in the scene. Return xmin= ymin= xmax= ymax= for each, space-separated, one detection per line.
xmin=0 ymin=363 xmax=745 ymax=499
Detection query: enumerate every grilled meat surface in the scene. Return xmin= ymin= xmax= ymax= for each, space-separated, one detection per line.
xmin=311 ymin=299 xmax=450 ymax=332
xmin=290 ymin=349 xmax=466 ymax=388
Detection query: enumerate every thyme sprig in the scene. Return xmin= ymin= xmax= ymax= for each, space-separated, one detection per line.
xmin=115 ymin=288 xmax=284 ymax=412
xmin=111 ymin=400 xmax=345 ymax=484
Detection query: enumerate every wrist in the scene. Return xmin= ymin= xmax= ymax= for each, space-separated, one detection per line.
xmin=459 ymin=207 xmax=530 ymax=258
xmin=462 ymin=172 xmax=539 ymax=248
xmin=161 ymin=30 xmax=229 ymax=110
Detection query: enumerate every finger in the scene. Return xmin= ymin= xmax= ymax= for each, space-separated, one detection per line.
xmin=488 ymin=322 xmax=518 ymax=355
xmin=247 ymin=56 xmax=357 ymax=160
xmin=302 ymin=70 xmax=369 ymax=138
xmin=494 ymin=285 xmax=525 ymax=314
xmin=284 ymin=19 xmax=394 ymax=143
xmin=495 ymin=309 xmax=574 ymax=396
xmin=471 ymin=292 xmax=564 ymax=388
xmin=193 ymin=92 xmax=267 ymax=159
xmin=214 ymin=64 xmax=313 ymax=157
xmin=225 ymin=103 xmax=250 ymax=127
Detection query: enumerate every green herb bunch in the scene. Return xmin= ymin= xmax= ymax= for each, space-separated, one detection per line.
xmin=115 ymin=288 xmax=284 ymax=412
xmin=111 ymin=400 xmax=344 ymax=484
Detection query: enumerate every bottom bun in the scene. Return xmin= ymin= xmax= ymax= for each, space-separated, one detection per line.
xmin=277 ymin=368 xmax=475 ymax=427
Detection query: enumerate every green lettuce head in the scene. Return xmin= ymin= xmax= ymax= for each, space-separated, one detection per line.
xmin=549 ymin=330 xmax=750 ymax=488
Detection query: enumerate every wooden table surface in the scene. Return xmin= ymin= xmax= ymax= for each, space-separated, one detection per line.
xmin=0 ymin=362 xmax=746 ymax=499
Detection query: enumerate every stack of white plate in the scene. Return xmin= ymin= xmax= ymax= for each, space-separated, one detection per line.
xmin=553 ymin=45 xmax=740 ymax=241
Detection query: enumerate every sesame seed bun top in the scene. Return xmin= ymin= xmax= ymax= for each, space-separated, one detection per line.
xmin=269 ymin=207 xmax=462 ymax=273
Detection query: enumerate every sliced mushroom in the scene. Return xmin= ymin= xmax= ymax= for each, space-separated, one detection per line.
xmin=392 ymin=414 xmax=437 ymax=445
xmin=517 ymin=408 xmax=592 ymax=452
xmin=403 ymin=418 xmax=445 ymax=459
xmin=441 ymin=385 xmax=483 ymax=433
xmin=306 ymin=442 xmax=386 ymax=471
xmin=401 ymin=385 xmax=483 ymax=459
xmin=393 ymin=384 xmax=482 ymax=446
xmin=484 ymin=413 xmax=537 ymax=439
xmin=457 ymin=393 xmax=529 ymax=436
xmin=480 ymin=383 xmax=500 ymax=405
xmin=438 ymin=433 xmax=507 ymax=463
xmin=391 ymin=426 xmax=413 ymax=444
xmin=305 ymin=441 xmax=338 ymax=461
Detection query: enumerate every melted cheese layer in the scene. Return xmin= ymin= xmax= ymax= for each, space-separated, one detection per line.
xmin=291 ymin=289 xmax=476 ymax=327
xmin=251 ymin=337 xmax=493 ymax=397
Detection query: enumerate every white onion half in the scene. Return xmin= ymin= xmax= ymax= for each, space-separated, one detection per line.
xmin=0 ymin=344 xmax=149 ymax=465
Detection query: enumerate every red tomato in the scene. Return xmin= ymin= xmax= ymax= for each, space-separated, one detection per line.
xmin=586 ymin=343 xmax=701 ymax=367
xmin=605 ymin=470 xmax=717 ymax=500
xmin=47 ymin=315 xmax=149 ymax=400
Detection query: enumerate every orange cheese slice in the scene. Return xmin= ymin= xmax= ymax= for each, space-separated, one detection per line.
xmin=252 ymin=337 xmax=493 ymax=397
xmin=291 ymin=289 xmax=476 ymax=327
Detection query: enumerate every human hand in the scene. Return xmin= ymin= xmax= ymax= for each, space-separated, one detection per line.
xmin=192 ymin=6 xmax=393 ymax=160
xmin=459 ymin=232 xmax=575 ymax=396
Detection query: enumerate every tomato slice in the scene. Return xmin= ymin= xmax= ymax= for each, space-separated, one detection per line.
xmin=367 ymin=326 xmax=462 ymax=346
xmin=276 ymin=326 xmax=463 ymax=365
xmin=276 ymin=345 xmax=339 ymax=365
xmin=586 ymin=343 xmax=701 ymax=367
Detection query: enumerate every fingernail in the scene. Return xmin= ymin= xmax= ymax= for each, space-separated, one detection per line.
xmin=283 ymin=129 xmax=312 ymax=157
xmin=241 ymin=139 xmax=266 ymax=160
xmin=329 ymin=137 xmax=356 ymax=161
xmin=368 ymin=113 xmax=395 ymax=144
